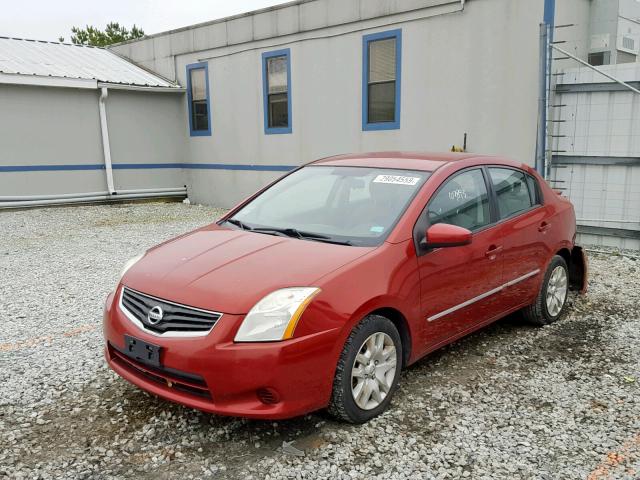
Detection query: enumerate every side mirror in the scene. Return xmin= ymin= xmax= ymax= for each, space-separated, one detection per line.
xmin=424 ymin=223 xmax=472 ymax=248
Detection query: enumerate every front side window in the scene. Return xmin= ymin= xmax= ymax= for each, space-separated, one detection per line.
xmin=262 ymin=49 xmax=291 ymax=134
xmin=228 ymin=166 xmax=430 ymax=246
xmin=428 ymin=169 xmax=490 ymax=231
xmin=186 ymin=63 xmax=211 ymax=136
xmin=489 ymin=168 xmax=535 ymax=219
xmin=363 ymin=29 xmax=402 ymax=130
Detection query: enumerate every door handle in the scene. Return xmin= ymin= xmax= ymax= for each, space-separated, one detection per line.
xmin=538 ymin=221 xmax=551 ymax=233
xmin=485 ymin=245 xmax=503 ymax=259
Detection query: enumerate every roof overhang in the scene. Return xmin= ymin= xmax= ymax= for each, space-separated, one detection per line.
xmin=97 ymin=82 xmax=185 ymax=93
xmin=0 ymin=72 xmax=97 ymax=89
xmin=0 ymin=72 xmax=184 ymax=93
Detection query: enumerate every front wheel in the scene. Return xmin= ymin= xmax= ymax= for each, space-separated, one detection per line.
xmin=523 ymin=255 xmax=569 ymax=326
xmin=328 ymin=315 xmax=402 ymax=423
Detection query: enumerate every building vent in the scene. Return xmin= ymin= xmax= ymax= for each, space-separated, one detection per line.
xmin=622 ymin=36 xmax=635 ymax=51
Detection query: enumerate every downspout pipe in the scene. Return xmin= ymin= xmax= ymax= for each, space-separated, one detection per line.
xmin=0 ymin=190 xmax=187 ymax=209
xmin=99 ymin=87 xmax=116 ymax=194
xmin=543 ymin=0 xmax=555 ymax=179
xmin=0 ymin=187 xmax=187 ymax=202
xmin=535 ymin=23 xmax=549 ymax=177
xmin=535 ymin=0 xmax=555 ymax=177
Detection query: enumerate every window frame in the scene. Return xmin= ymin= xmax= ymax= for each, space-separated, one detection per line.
xmin=362 ymin=29 xmax=402 ymax=131
xmin=413 ymin=167 xmax=492 ymax=256
xmin=262 ymin=48 xmax=292 ymax=135
xmin=186 ymin=62 xmax=212 ymax=137
xmin=412 ymin=166 xmax=545 ymax=256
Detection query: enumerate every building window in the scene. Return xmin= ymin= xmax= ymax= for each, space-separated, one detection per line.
xmin=262 ymin=49 xmax=292 ymax=134
xmin=186 ymin=62 xmax=211 ymax=136
xmin=622 ymin=36 xmax=635 ymax=52
xmin=363 ymin=29 xmax=402 ymax=131
xmin=588 ymin=51 xmax=610 ymax=66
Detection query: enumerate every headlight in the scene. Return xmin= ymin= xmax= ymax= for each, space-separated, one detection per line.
xmin=120 ymin=253 xmax=144 ymax=279
xmin=234 ymin=287 xmax=321 ymax=342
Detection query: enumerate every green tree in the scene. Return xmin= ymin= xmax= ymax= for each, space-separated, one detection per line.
xmin=60 ymin=22 xmax=144 ymax=47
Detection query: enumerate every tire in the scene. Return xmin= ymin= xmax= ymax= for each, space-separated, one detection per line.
xmin=522 ymin=255 xmax=569 ymax=326
xmin=328 ymin=314 xmax=402 ymax=423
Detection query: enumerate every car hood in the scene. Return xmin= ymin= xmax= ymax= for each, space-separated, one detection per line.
xmin=122 ymin=225 xmax=373 ymax=314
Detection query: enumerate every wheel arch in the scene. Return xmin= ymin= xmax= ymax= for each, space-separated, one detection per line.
xmin=555 ymin=246 xmax=588 ymax=294
xmin=367 ymin=307 xmax=412 ymax=368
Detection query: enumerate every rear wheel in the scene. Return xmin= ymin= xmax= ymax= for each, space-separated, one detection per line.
xmin=328 ymin=315 xmax=402 ymax=423
xmin=523 ymin=255 xmax=569 ymax=326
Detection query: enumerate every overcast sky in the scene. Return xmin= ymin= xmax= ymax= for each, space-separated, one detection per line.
xmin=1 ymin=0 xmax=291 ymax=42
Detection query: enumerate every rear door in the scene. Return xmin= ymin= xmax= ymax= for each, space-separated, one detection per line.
xmin=414 ymin=168 xmax=504 ymax=347
xmin=486 ymin=167 xmax=550 ymax=310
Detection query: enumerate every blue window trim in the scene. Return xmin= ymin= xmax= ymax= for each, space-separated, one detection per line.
xmin=262 ymin=48 xmax=292 ymax=135
xmin=362 ymin=29 xmax=402 ymax=131
xmin=186 ymin=62 xmax=212 ymax=137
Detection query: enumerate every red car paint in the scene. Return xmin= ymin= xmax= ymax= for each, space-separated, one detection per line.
xmin=103 ymin=152 xmax=586 ymax=419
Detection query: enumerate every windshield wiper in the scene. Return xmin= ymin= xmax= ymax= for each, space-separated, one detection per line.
xmin=306 ymin=237 xmax=353 ymax=246
xmin=225 ymin=218 xmax=252 ymax=231
xmin=252 ymin=227 xmax=352 ymax=245
xmin=227 ymin=222 xmax=351 ymax=245
xmin=252 ymin=227 xmax=325 ymax=239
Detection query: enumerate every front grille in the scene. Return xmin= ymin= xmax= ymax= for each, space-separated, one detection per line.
xmin=120 ymin=287 xmax=222 ymax=335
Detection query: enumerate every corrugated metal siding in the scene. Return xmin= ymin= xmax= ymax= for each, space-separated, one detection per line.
xmin=552 ymin=163 xmax=640 ymax=241
xmin=551 ymin=64 xmax=640 ymax=249
xmin=0 ymin=37 xmax=179 ymax=88
xmin=553 ymin=64 xmax=640 ymax=157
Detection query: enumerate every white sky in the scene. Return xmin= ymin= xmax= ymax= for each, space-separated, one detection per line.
xmin=0 ymin=0 xmax=291 ymax=42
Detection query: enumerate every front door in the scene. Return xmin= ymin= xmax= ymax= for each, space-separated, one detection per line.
xmin=415 ymin=168 xmax=504 ymax=349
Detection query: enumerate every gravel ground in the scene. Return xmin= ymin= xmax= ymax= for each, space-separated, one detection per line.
xmin=1 ymin=202 xmax=639 ymax=480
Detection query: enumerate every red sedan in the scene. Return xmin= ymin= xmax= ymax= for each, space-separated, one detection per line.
xmin=103 ymin=152 xmax=587 ymax=423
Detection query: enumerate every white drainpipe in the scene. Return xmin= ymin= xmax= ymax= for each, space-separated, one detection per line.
xmin=98 ymin=87 xmax=116 ymax=194
xmin=0 ymin=190 xmax=187 ymax=209
xmin=0 ymin=187 xmax=187 ymax=202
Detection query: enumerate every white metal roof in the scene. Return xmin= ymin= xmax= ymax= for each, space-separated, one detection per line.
xmin=0 ymin=37 xmax=181 ymax=90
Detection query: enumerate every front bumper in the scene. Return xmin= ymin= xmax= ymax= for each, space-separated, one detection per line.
xmin=103 ymin=288 xmax=340 ymax=419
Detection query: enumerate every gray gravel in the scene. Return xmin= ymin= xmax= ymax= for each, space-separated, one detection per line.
xmin=1 ymin=202 xmax=639 ymax=480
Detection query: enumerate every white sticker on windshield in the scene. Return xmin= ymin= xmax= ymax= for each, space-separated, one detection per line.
xmin=373 ymin=175 xmax=420 ymax=186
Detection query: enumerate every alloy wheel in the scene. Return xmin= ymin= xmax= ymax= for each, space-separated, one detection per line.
xmin=351 ymin=332 xmax=397 ymax=410
xmin=546 ymin=265 xmax=568 ymax=317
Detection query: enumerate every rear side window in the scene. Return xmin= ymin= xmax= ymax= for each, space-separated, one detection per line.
xmin=428 ymin=169 xmax=490 ymax=231
xmin=489 ymin=168 xmax=534 ymax=219
xmin=525 ymin=174 xmax=541 ymax=205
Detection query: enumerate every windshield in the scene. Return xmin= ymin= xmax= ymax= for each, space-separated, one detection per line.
xmin=226 ymin=165 xmax=430 ymax=246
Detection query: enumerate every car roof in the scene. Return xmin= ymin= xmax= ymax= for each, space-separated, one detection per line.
xmin=311 ymin=151 xmax=500 ymax=172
